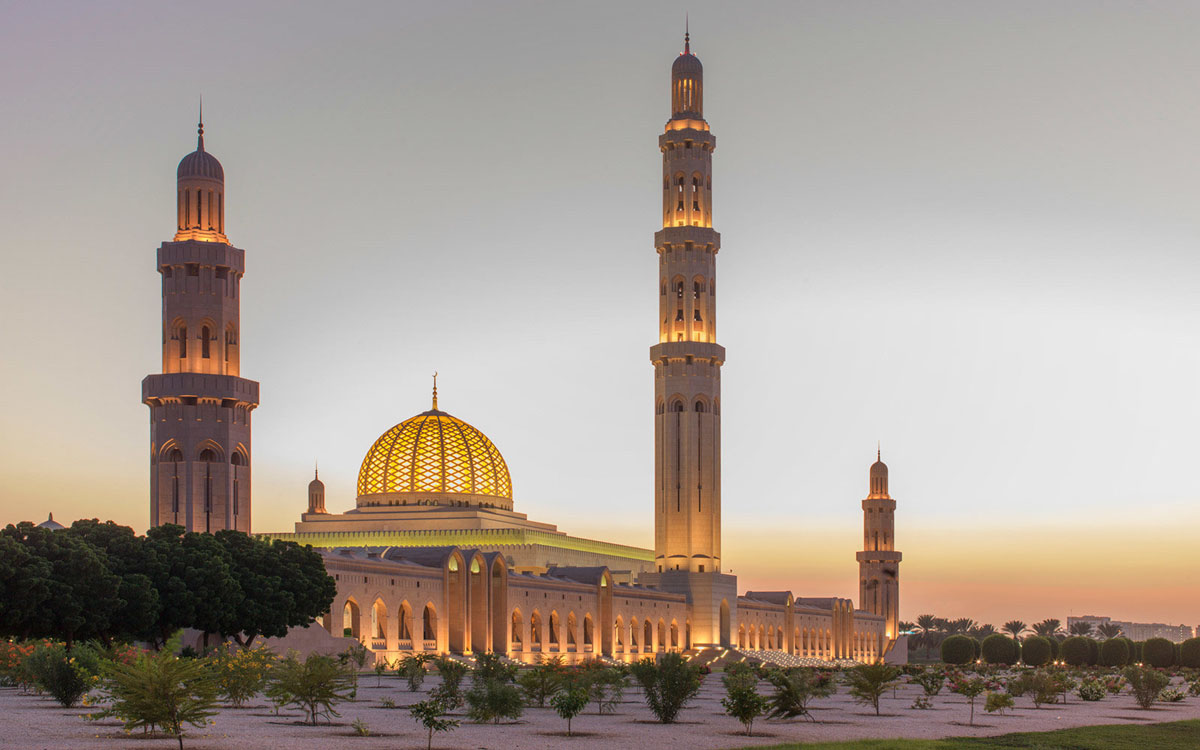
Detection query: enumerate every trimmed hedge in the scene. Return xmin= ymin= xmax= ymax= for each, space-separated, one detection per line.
xmin=981 ymin=634 xmax=1019 ymax=665
xmin=1131 ymin=640 xmax=1143 ymax=663
xmin=1022 ymin=636 xmax=1052 ymax=667
xmin=1100 ymin=638 xmax=1130 ymax=667
xmin=1086 ymin=637 xmax=1099 ymax=666
xmin=1181 ymin=638 xmax=1200 ymax=668
xmin=941 ymin=635 xmax=975 ymax=665
xmin=1047 ymin=636 xmax=1060 ymax=660
xmin=1144 ymin=637 xmax=1176 ymax=668
xmin=1061 ymin=636 xmax=1091 ymax=666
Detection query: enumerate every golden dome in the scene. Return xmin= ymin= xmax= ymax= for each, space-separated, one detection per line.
xmin=356 ymin=401 xmax=512 ymax=510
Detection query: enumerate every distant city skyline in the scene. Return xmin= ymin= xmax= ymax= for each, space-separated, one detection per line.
xmin=2 ymin=1 xmax=1198 ymax=627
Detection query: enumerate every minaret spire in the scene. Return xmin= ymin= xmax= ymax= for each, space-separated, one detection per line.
xmin=197 ymin=96 xmax=205 ymax=151
xmin=684 ymin=16 xmax=690 ymax=54
xmin=432 ymin=372 xmax=439 ymax=410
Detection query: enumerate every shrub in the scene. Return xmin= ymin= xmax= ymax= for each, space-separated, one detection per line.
xmin=433 ymin=657 xmax=468 ymax=708
xmin=465 ymin=678 xmax=524 ymax=724
xmin=630 ymin=654 xmax=703 ymax=724
xmin=722 ymin=681 xmax=769 ymax=736
xmin=765 ymin=667 xmax=836 ymax=722
xmin=1061 ymin=637 xmax=1091 ymax=667
xmin=517 ymin=655 xmax=565 ymax=707
xmin=1144 ymin=638 xmax=1176 ymax=668
xmin=24 ymin=643 xmax=99 ymax=707
xmin=1124 ymin=665 xmax=1170 ymax=709
xmin=1180 ymin=638 xmax=1200 ymax=668
xmin=1021 ymin=637 xmax=1051 ymax=667
xmin=1100 ymin=638 xmax=1130 ymax=668
xmin=99 ymin=643 xmax=219 ymax=750
xmin=911 ymin=670 xmax=945 ymax=696
xmin=1008 ymin=669 xmax=1057 ymax=707
xmin=1086 ymin=637 xmax=1100 ymax=666
xmin=984 ymin=691 xmax=1013 ymax=714
xmin=409 ymin=698 xmax=458 ymax=750
xmin=574 ymin=663 xmax=628 ymax=715
xmin=265 ymin=652 xmax=354 ymax=725
xmin=473 ymin=652 xmax=518 ymax=684
xmin=1130 ymin=640 xmax=1144 ymax=663
xmin=911 ymin=695 xmax=932 ymax=709
xmin=1046 ymin=637 xmax=1060 ymax=661
xmin=550 ymin=686 xmax=589 ymax=737
xmin=845 ymin=663 xmax=901 ymax=716
xmin=1160 ymin=687 xmax=1185 ymax=702
xmin=212 ymin=646 xmax=275 ymax=707
xmin=1188 ymin=679 xmax=1200 ymax=698
xmin=950 ymin=676 xmax=987 ymax=725
xmin=941 ymin=635 xmax=974 ymax=665
xmin=981 ymin=635 xmax=1018 ymax=665
xmin=398 ymin=654 xmax=430 ymax=692
xmin=1077 ymin=678 xmax=1105 ymax=701
xmin=350 ymin=717 xmax=369 ymax=736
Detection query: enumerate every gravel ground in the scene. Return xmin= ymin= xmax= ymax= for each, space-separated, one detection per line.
xmin=6 ymin=676 xmax=1200 ymax=750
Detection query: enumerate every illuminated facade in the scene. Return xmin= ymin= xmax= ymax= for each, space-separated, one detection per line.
xmin=142 ymin=114 xmax=259 ymax=533
xmin=858 ymin=452 xmax=902 ymax=642
xmin=249 ymin=32 xmax=901 ymax=664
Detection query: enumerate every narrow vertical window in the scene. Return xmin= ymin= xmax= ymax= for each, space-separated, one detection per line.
xmin=179 ymin=326 xmax=188 ymax=358
xmin=201 ymin=326 xmax=211 ymax=359
xmin=184 ymin=189 xmax=190 ymax=227
xmin=196 ymin=191 xmax=202 ymax=228
xmin=218 ymin=193 xmax=223 ymax=233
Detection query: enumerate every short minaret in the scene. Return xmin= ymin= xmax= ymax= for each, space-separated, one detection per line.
xmin=857 ymin=449 xmax=902 ymax=648
xmin=142 ymin=110 xmax=260 ymax=533
xmin=307 ymin=467 xmax=327 ymax=515
xmin=652 ymin=29 xmax=724 ymax=575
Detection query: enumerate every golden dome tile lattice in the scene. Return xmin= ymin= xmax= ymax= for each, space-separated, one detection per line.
xmin=356 ymin=408 xmax=512 ymax=502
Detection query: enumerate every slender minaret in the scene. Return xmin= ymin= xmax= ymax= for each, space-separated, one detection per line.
xmin=652 ymin=30 xmax=724 ymax=574
xmin=307 ymin=466 xmax=327 ymax=515
xmin=857 ymin=449 xmax=902 ymax=647
xmin=142 ymin=109 xmax=259 ymax=533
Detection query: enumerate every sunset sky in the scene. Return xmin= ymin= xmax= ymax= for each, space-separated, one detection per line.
xmin=2 ymin=1 xmax=1199 ymax=630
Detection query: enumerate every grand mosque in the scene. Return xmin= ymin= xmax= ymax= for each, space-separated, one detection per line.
xmin=142 ymin=32 xmax=904 ymax=664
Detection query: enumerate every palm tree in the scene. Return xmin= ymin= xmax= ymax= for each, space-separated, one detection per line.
xmin=898 ymin=621 xmax=916 ymax=635
xmin=1068 ymin=621 xmax=1095 ymax=637
xmin=969 ymin=623 xmax=997 ymax=639
xmin=1003 ymin=620 xmax=1027 ymax=641
xmin=1096 ymin=622 xmax=1122 ymax=639
xmin=916 ymin=614 xmax=938 ymax=658
xmin=1032 ymin=619 xmax=1065 ymax=640
xmin=950 ymin=618 xmax=976 ymax=635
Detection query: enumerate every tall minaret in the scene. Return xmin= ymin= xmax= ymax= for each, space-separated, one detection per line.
xmin=857 ymin=450 xmax=902 ymax=648
xmin=142 ymin=110 xmax=260 ymax=533
xmin=651 ymin=30 xmax=724 ymax=574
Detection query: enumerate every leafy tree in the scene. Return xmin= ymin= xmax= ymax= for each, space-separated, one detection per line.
xmin=984 ymin=691 xmax=1014 ymax=714
xmin=1068 ymin=621 xmax=1095 ymax=637
xmin=473 ymin=652 xmax=518 ymax=684
xmin=572 ymin=661 xmax=628 ymax=715
xmin=630 ymin=654 xmax=703 ymax=723
xmin=911 ymin=669 xmax=944 ymax=697
xmin=1124 ymin=665 xmax=1170 ymax=709
xmin=1143 ymin=637 xmax=1176 ymax=668
xmin=1021 ymin=636 xmax=1052 ymax=667
xmin=398 ymin=653 xmax=430 ymax=692
xmin=143 ymin=525 xmax=241 ymax=648
xmin=99 ymin=637 xmax=220 ymax=750
xmin=845 ymin=663 xmax=900 ymax=716
xmin=981 ymin=634 xmax=1018 ymax=665
xmin=432 ymin=656 xmax=468 ymax=707
xmin=517 ymin=655 xmax=566 ymax=707
xmin=66 ymin=520 xmax=161 ymax=642
xmin=0 ymin=534 xmax=52 ymax=640
xmin=1061 ymin=636 xmax=1091 ymax=666
xmin=212 ymin=531 xmax=336 ymax=648
xmin=1 ymin=523 xmax=122 ymax=649
xmin=722 ymin=681 xmax=768 ymax=736
xmin=765 ymin=667 xmax=836 ymax=722
xmin=265 ymin=652 xmax=354 ymax=724
xmin=465 ymin=678 xmax=524 ymax=724
xmin=550 ymin=686 xmax=589 ymax=736
xmin=212 ymin=645 xmax=276 ymax=707
xmin=950 ymin=676 xmax=987 ymax=725
xmin=1002 ymin=620 xmax=1027 ymax=641
xmin=1100 ymin=638 xmax=1130 ymax=668
xmin=410 ymin=698 xmax=458 ymax=750
xmin=940 ymin=635 xmax=974 ymax=665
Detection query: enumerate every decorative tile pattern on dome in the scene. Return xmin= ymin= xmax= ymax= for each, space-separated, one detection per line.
xmin=356 ymin=411 xmax=512 ymax=500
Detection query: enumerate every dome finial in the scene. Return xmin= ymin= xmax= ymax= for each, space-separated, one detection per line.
xmin=432 ymin=371 xmax=439 ymax=410
xmin=877 ymin=441 xmax=881 ymax=462
xmin=684 ymin=15 xmax=690 ymax=54
xmin=197 ymin=95 xmax=205 ymax=151
xmin=314 ymin=459 xmax=319 ymax=480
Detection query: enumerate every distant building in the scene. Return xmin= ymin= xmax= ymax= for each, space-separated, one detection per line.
xmin=1068 ymin=615 xmax=1194 ymax=643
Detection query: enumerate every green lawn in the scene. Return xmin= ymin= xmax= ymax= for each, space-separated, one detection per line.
xmin=730 ymin=719 xmax=1200 ymax=750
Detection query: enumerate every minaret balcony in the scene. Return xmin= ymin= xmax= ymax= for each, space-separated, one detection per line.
xmin=143 ymin=372 xmax=260 ymax=407
xmin=158 ymin=240 xmax=244 ymax=273
xmin=650 ymin=341 xmax=725 ymax=364
xmin=856 ymin=551 xmax=902 ymax=563
xmin=654 ymin=226 xmax=720 ymax=251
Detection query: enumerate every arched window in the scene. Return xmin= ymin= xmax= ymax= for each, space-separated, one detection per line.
xmin=167 ymin=448 xmax=184 ymax=463
xmin=199 ymin=449 xmax=216 ymax=462
xmin=694 ymin=401 xmax=706 ymax=413
xmin=200 ymin=326 xmax=211 ymax=359
xmin=511 ymin=609 xmax=522 ymax=646
xmin=422 ymin=603 xmax=437 ymax=641
xmin=549 ymin=611 xmax=560 ymax=645
xmin=671 ymin=400 xmax=685 ymax=413
xmin=530 ymin=610 xmax=542 ymax=645
xmin=644 ymin=620 xmax=653 ymax=650
xmin=399 ymin=602 xmax=413 ymax=640
xmin=178 ymin=325 xmax=188 ymax=359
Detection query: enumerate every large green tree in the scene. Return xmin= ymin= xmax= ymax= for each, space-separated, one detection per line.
xmin=66 ymin=520 xmax=161 ymax=642
xmin=143 ymin=524 xmax=242 ymax=647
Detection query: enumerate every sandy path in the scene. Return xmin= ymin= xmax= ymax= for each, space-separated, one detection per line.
xmin=5 ymin=677 xmax=1199 ymax=749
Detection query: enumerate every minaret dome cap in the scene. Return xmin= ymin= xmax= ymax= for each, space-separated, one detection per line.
xmin=177 ymin=111 xmax=224 ymax=181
